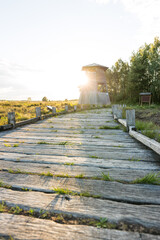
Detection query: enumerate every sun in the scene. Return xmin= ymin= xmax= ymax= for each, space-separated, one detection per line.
xmin=77 ymin=71 xmax=89 ymax=86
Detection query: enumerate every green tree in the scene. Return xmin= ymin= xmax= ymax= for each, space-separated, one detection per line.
xmin=42 ymin=96 xmax=48 ymax=101
xmin=106 ymin=59 xmax=129 ymax=102
xmin=129 ymin=37 xmax=160 ymax=102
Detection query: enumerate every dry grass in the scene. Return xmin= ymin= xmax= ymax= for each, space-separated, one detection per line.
xmin=0 ymin=100 xmax=78 ymax=126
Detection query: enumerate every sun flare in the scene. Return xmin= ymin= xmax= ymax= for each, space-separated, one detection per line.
xmin=77 ymin=71 xmax=88 ymax=86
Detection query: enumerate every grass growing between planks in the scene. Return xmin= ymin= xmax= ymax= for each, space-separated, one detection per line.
xmin=53 ymin=187 xmax=101 ymax=198
xmin=0 ymin=202 xmax=121 ymax=231
xmin=0 ymin=201 xmax=159 ymax=234
xmin=89 ymin=155 xmax=100 ymax=159
xmin=63 ymin=162 xmax=75 ymax=166
xmin=37 ymin=141 xmax=72 ymax=145
xmin=99 ymin=125 xmax=120 ymax=130
xmin=132 ymin=172 xmax=160 ymax=185
xmin=101 ymin=172 xmax=113 ymax=181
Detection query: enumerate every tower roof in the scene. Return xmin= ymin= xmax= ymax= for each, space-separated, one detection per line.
xmin=82 ymin=63 xmax=108 ymax=71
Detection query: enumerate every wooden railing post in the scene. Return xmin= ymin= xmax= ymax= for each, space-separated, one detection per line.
xmin=116 ymin=108 xmax=122 ymax=119
xmin=126 ymin=109 xmax=135 ymax=131
xmin=65 ymin=105 xmax=68 ymax=112
xmin=52 ymin=107 xmax=56 ymax=114
xmin=36 ymin=107 xmax=41 ymax=118
xmin=112 ymin=105 xmax=119 ymax=119
xmin=8 ymin=112 xmax=15 ymax=127
xmin=74 ymin=106 xmax=77 ymax=111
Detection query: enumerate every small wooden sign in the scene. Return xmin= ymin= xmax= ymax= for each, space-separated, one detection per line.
xmin=139 ymin=93 xmax=151 ymax=105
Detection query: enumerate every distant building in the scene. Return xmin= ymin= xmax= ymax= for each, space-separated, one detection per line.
xmin=79 ymin=63 xmax=110 ymax=105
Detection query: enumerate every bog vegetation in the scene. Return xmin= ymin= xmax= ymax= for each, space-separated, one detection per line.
xmin=106 ymin=37 xmax=160 ymax=103
xmin=0 ymin=99 xmax=78 ymax=126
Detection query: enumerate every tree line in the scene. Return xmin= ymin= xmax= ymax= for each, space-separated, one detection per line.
xmin=106 ymin=37 xmax=160 ymax=103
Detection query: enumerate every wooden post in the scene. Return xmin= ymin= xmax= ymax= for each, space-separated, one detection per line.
xmin=8 ymin=112 xmax=15 ymax=126
xmin=112 ymin=105 xmax=119 ymax=119
xmin=52 ymin=107 xmax=56 ymax=114
xmin=116 ymin=108 xmax=122 ymax=119
xmin=65 ymin=105 xmax=68 ymax=112
xmin=36 ymin=107 xmax=41 ymax=118
xmin=112 ymin=105 xmax=116 ymax=115
xmin=81 ymin=105 xmax=83 ymax=110
xmin=74 ymin=106 xmax=77 ymax=111
xmin=126 ymin=109 xmax=135 ymax=131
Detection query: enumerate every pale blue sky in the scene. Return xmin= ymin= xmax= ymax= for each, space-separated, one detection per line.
xmin=0 ymin=0 xmax=159 ymax=100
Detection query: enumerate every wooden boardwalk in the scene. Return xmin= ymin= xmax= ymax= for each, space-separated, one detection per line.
xmin=0 ymin=108 xmax=160 ymax=240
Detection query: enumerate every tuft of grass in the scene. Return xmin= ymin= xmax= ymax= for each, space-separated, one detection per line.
xmin=53 ymin=188 xmax=74 ymax=195
xmin=58 ymin=141 xmax=68 ymax=145
xmin=101 ymin=172 xmax=113 ymax=181
xmin=122 ymin=126 xmax=127 ymax=132
xmin=129 ymin=158 xmax=140 ymax=161
xmin=89 ymin=155 xmax=99 ymax=159
xmin=96 ymin=218 xmax=108 ymax=228
xmin=75 ymin=174 xmax=84 ymax=178
xmin=0 ymin=201 xmax=5 ymax=212
xmin=0 ymin=180 xmax=12 ymax=189
xmin=4 ymin=144 xmax=11 ymax=147
xmin=64 ymin=162 xmax=75 ymax=166
xmin=40 ymin=171 xmax=53 ymax=177
xmin=113 ymin=145 xmax=123 ymax=148
xmin=8 ymin=169 xmax=29 ymax=175
xmin=53 ymin=188 xmax=101 ymax=198
xmin=99 ymin=125 xmax=120 ymax=130
xmin=10 ymin=205 xmax=22 ymax=214
xmin=55 ymin=173 xmax=70 ymax=178
xmin=56 ymin=214 xmax=64 ymax=222
xmin=37 ymin=141 xmax=48 ymax=144
xmin=13 ymin=144 xmax=19 ymax=147
xmin=21 ymin=187 xmax=29 ymax=191
xmin=29 ymin=208 xmax=34 ymax=216
xmin=132 ymin=172 xmax=160 ymax=185
xmin=94 ymin=136 xmax=101 ymax=139
xmin=8 ymin=169 xmax=14 ymax=173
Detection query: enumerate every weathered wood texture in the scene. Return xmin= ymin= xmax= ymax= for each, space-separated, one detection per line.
xmin=0 ymin=108 xmax=160 ymax=239
xmin=0 ymin=172 xmax=160 ymax=204
xmin=1 ymin=213 xmax=159 ymax=240
xmin=1 ymin=188 xmax=160 ymax=230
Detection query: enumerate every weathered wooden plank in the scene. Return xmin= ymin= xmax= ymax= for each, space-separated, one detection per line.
xmin=0 ymin=147 xmax=157 ymax=161
xmin=1 ymin=213 xmax=156 ymax=240
xmin=0 ymin=164 xmax=159 ymax=182
xmin=0 ymin=134 xmax=140 ymax=144
xmin=0 ymin=130 xmax=133 ymax=140
xmin=0 ymin=143 xmax=153 ymax=155
xmin=1 ymin=189 xmax=160 ymax=231
xmin=0 ymin=137 xmax=146 ymax=149
xmin=1 ymin=154 xmax=159 ymax=170
xmin=0 ymin=172 xmax=160 ymax=204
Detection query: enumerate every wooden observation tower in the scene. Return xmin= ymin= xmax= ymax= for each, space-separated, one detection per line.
xmin=79 ymin=63 xmax=110 ymax=105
